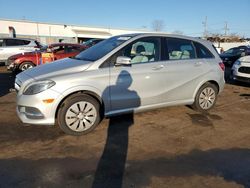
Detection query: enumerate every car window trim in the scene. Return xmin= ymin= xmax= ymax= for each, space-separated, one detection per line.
xmin=99 ymin=36 xmax=162 ymax=68
xmin=164 ymin=37 xmax=201 ymax=61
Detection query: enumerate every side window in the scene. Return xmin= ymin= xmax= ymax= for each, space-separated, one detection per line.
xmin=52 ymin=46 xmax=65 ymax=54
xmin=167 ymin=38 xmax=195 ymax=60
xmin=5 ymin=39 xmax=19 ymax=46
xmin=194 ymin=42 xmax=214 ymax=58
xmin=22 ymin=40 xmax=31 ymax=45
xmin=122 ymin=37 xmax=160 ymax=64
xmin=5 ymin=39 xmax=29 ymax=46
xmin=66 ymin=46 xmax=81 ymax=53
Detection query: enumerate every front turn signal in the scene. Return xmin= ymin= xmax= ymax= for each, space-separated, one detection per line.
xmin=42 ymin=99 xmax=55 ymax=104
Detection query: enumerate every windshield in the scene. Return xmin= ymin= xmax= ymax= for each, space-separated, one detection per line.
xmin=75 ymin=36 xmax=132 ymax=61
xmin=82 ymin=39 xmax=95 ymax=46
xmin=223 ymin=48 xmax=244 ymax=56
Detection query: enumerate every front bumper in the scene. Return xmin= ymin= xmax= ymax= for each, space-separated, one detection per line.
xmin=232 ymin=75 xmax=250 ymax=83
xmin=7 ymin=62 xmax=17 ymax=71
xmin=232 ymin=65 xmax=250 ymax=83
xmin=16 ymin=88 xmax=63 ymax=125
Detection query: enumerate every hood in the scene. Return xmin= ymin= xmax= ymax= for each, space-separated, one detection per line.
xmin=239 ymin=55 xmax=250 ymax=62
xmin=18 ymin=58 xmax=93 ymax=80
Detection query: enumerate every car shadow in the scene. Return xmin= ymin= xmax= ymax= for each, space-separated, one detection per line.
xmin=0 ymin=71 xmax=15 ymax=97
xmin=0 ymin=148 xmax=250 ymax=187
xmin=92 ymin=70 xmax=141 ymax=188
xmin=187 ymin=112 xmax=222 ymax=127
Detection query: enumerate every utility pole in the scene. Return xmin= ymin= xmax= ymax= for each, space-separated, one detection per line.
xmin=224 ymin=22 xmax=229 ymax=36
xmin=202 ymin=16 xmax=207 ymax=38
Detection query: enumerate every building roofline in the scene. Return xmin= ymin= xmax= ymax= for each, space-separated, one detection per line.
xmin=0 ymin=17 xmax=149 ymax=32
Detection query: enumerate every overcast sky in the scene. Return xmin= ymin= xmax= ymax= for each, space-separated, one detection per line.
xmin=0 ymin=0 xmax=249 ymax=37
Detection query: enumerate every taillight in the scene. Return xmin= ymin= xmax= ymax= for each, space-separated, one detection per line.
xmin=219 ymin=62 xmax=225 ymax=71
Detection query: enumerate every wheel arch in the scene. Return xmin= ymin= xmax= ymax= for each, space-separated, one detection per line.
xmin=18 ymin=61 xmax=36 ymax=69
xmin=55 ymin=90 xmax=105 ymax=121
xmin=193 ymin=80 xmax=220 ymax=100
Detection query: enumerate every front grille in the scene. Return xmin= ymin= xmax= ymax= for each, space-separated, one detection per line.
xmin=238 ymin=67 xmax=250 ymax=74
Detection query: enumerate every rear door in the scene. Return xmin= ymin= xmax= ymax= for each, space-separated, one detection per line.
xmin=160 ymin=37 xmax=212 ymax=102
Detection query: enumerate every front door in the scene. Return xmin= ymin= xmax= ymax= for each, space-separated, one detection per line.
xmin=108 ymin=37 xmax=167 ymax=112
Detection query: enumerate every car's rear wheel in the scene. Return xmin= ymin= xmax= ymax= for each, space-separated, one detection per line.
xmin=19 ymin=62 xmax=35 ymax=71
xmin=192 ymin=83 xmax=218 ymax=112
xmin=57 ymin=93 xmax=101 ymax=136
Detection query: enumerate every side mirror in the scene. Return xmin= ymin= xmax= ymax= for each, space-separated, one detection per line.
xmin=116 ymin=56 xmax=131 ymax=66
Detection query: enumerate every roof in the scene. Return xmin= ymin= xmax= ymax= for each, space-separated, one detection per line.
xmin=49 ymin=43 xmax=84 ymax=47
xmin=0 ymin=37 xmax=37 ymax=41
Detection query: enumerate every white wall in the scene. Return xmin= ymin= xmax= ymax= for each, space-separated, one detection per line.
xmin=0 ymin=19 xmax=147 ymax=43
xmin=214 ymin=42 xmax=250 ymax=51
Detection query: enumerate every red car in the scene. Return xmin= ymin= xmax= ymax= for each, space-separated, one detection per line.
xmin=7 ymin=43 xmax=85 ymax=72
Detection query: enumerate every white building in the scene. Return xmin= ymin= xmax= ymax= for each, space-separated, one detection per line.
xmin=0 ymin=18 xmax=148 ymax=44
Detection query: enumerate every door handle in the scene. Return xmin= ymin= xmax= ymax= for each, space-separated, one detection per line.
xmin=152 ymin=64 xmax=164 ymax=70
xmin=194 ymin=62 xmax=202 ymax=66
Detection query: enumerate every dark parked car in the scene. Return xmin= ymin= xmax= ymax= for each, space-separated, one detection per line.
xmin=7 ymin=43 xmax=85 ymax=72
xmin=220 ymin=45 xmax=250 ymax=66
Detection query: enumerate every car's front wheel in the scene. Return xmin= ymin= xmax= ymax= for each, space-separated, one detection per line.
xmin=57 ymin=93 xmax=101 ymax=136
xmin=19 ymin=62 xmax=35 ymax=71
xmin=192 ymin=83 xmax=218 ymax=112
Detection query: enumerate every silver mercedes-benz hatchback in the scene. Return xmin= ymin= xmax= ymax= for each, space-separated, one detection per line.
xmin=15 ymin=33 xmax=225 ymax=135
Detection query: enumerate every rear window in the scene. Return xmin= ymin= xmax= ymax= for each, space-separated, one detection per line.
xmin=166 ymin=38 xmax=196 ymax=60
xmin=194 ymin=42 xmax=214 ymax=58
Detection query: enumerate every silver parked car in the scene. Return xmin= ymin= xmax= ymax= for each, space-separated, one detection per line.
xmin=0 ymin=38 xmax=42 ymax=65
xmin=15 ymin=33 xmax=225 ymax=135
xmin=231 ymin=55 xmax=250 ymax=83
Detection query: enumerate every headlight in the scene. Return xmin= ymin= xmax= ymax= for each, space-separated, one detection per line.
xmin=234 ymin=60 xmax=241 ymax=66
xmin=23 ymin=80 xmax=56 ymax=95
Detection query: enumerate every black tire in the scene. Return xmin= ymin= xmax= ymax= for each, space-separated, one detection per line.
xmin=19 ymin=62 xmax=35 ymax=71
xmin=192 ymin=83 xmax=218 ymax=112
xmin=57 ymin=93 xmax=101 ymax=136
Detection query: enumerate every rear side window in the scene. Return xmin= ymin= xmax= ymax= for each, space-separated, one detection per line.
xmin=5 ymin=39 xmax=30 ymax=46
xmin=194 ymin=42 xmax=214 ymax=58
xmin=167 ymin=38 xmax=196 ymax=60
xmin=22 ymin=40 xmax=31 ymax=45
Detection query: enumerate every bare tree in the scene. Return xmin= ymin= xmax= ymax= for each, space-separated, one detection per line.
xmin=152 ymin=20 xmax=165 ymax=32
